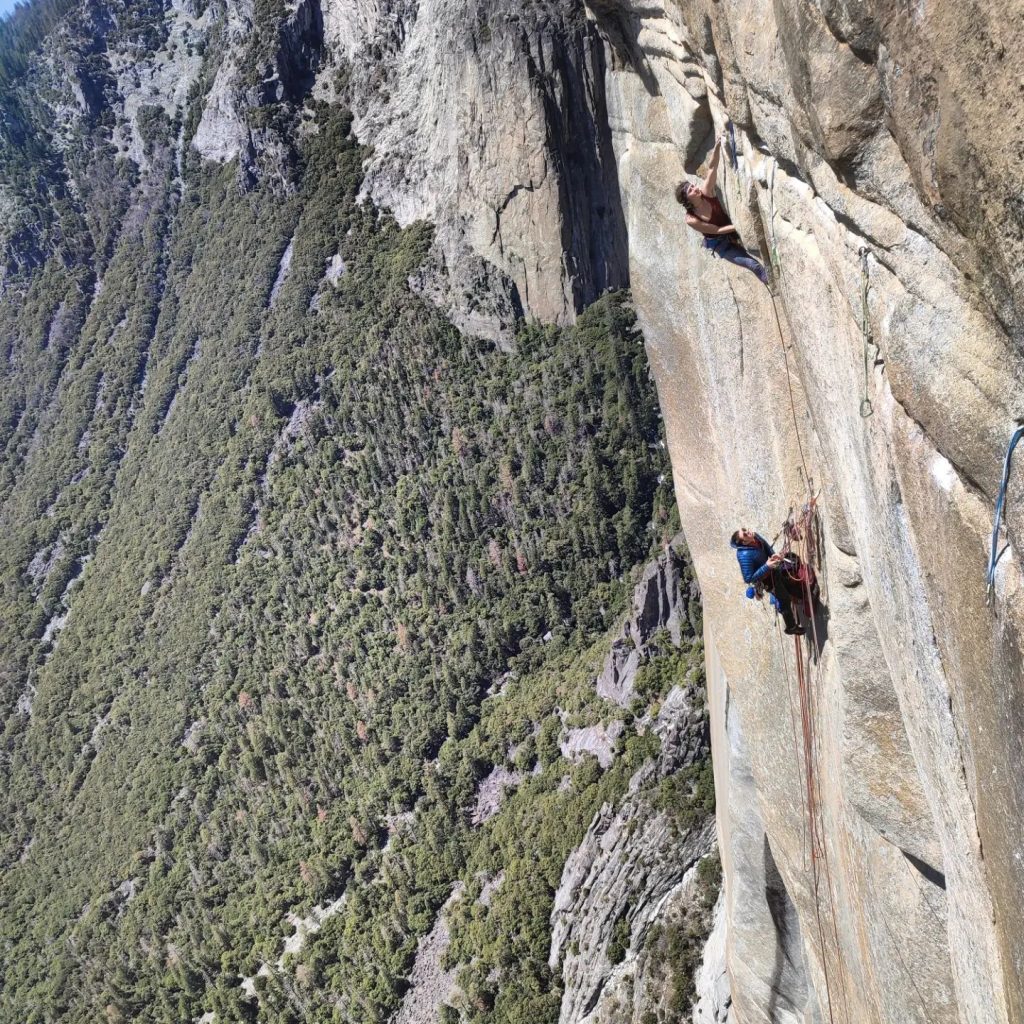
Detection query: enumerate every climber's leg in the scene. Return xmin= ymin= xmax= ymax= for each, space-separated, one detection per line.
xmin=704 ymin=237 xmax=769 ymax=284
xmin=770 ymin=571 xmax=805 ymax=635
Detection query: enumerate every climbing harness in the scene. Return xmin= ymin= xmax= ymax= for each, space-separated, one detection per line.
xmin=986 ymin=423 xmax=1024 ymax=603
xmin=858 ymin=248 xmax=874 ymax=419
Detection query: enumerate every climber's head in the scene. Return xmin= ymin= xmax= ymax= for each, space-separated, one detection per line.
xmin=731 ymin=528 xmax=758 ymax=548
xmin=675 ymin=180 xmax=696 ymax=213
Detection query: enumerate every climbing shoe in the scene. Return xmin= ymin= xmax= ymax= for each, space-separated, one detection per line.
xmin=784 ymin=625 xmax=806 ymax=636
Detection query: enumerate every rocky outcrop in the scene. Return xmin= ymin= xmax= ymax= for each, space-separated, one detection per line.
xmin=550 ymin=682 xmax=716 ymax=1022
xmin=692 ymin=893 xmax=731 ymax=1024
xmin=324 ymin=0 xmax=629 ymax=337
xmin=470 ymin=766 xmax=525 ymax=824
xmin=578 ymin=1 xmax=1024 ymax=1021
xmin=184 ymin=0 xmax=629 ymax=335
xmin=597 ymin=535 xmax=699 ymax=705
xmin=392 ymin=884 xmax=464 ymax=1024
xmin=575 ymin=865 xmax=732 ymax=1024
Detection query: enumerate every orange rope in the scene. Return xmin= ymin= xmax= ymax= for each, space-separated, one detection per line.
xmin=769 ymin=292 xmax=810 ymax=489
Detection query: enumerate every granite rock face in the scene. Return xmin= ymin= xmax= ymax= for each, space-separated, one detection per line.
xmin=597 ymin=535 xmax=700 ymax=706
xmin=324 ymin=0 xmax=629 ymax=338
xmin=549 ymin=682 xmax=716 ymax=1024
xmin=580 ymin=1 xmax=1024 ymax=1021
xmin=186 ymin=0 xmax=628 ymax=337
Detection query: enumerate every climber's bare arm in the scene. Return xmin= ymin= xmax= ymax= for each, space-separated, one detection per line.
xmin=685 ymin=215 xmax=737 ymax=236
xmin=701 ymin=137 xmax=722 ymax=197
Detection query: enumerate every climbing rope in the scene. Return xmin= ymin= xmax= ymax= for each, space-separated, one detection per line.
xmin=791 ymin=605 xmax=839 ymax=1024
xmin=858 ymin=248 xmax=874 ymax=419
xmin=765 ymin=166 xmax=811 ymax=494
xmin=768 ymin=159 xmax=781 ymax=280
xmin=986 ymin=424 xmax=1024 ymax=602
xmin=775 ymin=614 xmax=809 ymax=870
xmin=755 ymin=153 xmax=860 ymax=1023
xmin=768 ymin=292 xmax=810 ymax=489
xmin=777 ymin=498 xmax=852 ymax=1024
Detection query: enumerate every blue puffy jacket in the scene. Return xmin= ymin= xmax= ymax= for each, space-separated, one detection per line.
xmin=731 ymin=532 xmax=774 ymax=584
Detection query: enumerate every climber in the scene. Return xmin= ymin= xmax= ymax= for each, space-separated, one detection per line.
xmin=675 ymin=132 xmax=769 ymax=285
xmin=730 ymin=527 xmax=805 ymax=635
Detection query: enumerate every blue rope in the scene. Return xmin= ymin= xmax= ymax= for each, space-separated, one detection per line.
xmin=987 ymin=424 xmax=1024 ymax=599
xmin=728 ymin=121 xmax=738 ymax=170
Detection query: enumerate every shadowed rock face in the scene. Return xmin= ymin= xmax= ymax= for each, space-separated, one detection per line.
xmin=325 ymin=0 xmax=630 ymax=337
xmin=190 ymin=0 xmax=630 ymax=338
xmin=579 ymin=1 xmax=1024 ymax=1021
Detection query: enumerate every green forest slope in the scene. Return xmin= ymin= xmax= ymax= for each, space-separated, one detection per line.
xmin=0 ymin=80 xmax=710 ymax=1024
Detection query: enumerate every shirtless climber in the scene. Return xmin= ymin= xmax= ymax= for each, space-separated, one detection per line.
xmin=675 ymin=131 xmax=769 ymax=286
xmin=730 ymin=527 xmax=805 ymax=635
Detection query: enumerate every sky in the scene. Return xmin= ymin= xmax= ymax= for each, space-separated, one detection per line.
xmin=0 ymin=0 xmax=23 ymax=21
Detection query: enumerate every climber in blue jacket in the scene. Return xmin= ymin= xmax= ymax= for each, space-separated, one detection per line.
xmin=730 ymin=527 xmax=805 ymax=635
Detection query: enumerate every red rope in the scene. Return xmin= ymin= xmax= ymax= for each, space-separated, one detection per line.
xmin=791 ymin=499 xmax=851 ymax=1024
xmin=776 ymin=615 xmax=809 ymax=871
xmin=793 ymin=627 xmax=838 ymax=1024
xmin=768 ymin=272 xmax=850 ymax=1020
